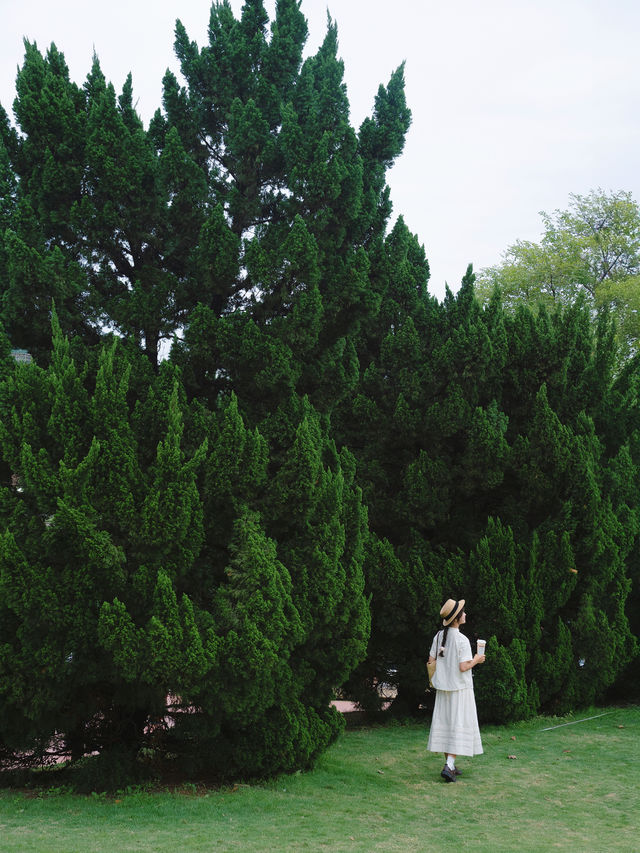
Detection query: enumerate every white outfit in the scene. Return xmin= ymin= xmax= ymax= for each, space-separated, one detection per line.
xmin=427 ymin=627 xmax=483 ymax=756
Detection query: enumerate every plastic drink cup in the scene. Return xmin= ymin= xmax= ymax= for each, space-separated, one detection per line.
xmin=477 ymin=639 xmax=486 ymax=656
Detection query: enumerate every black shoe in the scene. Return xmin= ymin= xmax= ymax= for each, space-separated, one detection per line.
xmin=453 ymin=767 xmax=463 ymax=776
xmin=441 ymin=765 xmax=456 ymax=783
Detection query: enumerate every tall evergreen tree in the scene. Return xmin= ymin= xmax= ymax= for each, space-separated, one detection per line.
xmin=340 ymin=263 xmax=512 ymax=713
xmin=1 ymin=42 xmax=96 ymax=359
xmin=340 ymin=260 xmax=638 ymax=720
xmin=469 ymin=300 xmax=638 ymax=719
xmin=0 ymin=318 xmax=370 ymax=779
xmin=2 ymin=0 xmax=638 ymax=774
xmin=160 ymin=0 xmax=410 ymax=415
xmin=3 ymin=42 xmax=210 ymax=366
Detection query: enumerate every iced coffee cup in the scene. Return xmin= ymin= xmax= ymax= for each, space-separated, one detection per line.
xmin=477 ymin=639 xmax=486 ymax=656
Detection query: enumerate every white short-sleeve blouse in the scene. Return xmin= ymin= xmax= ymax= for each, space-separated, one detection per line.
xmin=429 ymin=627 xmax=474 ymax=691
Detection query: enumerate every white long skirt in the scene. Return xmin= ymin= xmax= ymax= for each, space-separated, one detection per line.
xmin=427 ymin=688 xmax=483 ymax=756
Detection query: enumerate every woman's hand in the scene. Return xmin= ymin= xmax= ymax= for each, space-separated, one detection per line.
xmin=459 ymin=653 xmax=485 ymax=672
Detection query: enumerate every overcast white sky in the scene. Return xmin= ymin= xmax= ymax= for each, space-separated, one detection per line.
xmin=2 ymin=0 xmax=639 ymax=299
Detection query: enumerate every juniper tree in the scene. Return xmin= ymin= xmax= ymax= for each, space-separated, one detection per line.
xmin=2 ymin=42 xmax=210 ymax=366
xmin=157 ymin=0 xmax=408 ymax=748
xmin=0 ymin=322 xmax=198 ymax=763
xmin=0 ymin=1 xmax=387 ymax=778
xmin=160 ymin=0 xmax=410 ymax=412
xmin=0 ymin=305 xmax=374 ymax=781
xmin=470 ymin=303 xmax=639 ymax=719
xmin=0 ymin=43 xmax=98 ymax=359
xmin=340 ymin=257 xmax=638 ymax=719
xmin=340 ymin=264 xmax=511 ymax=713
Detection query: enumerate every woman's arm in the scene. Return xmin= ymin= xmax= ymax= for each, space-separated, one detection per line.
xmin=459 ymin=653 xmax=485 ymax=672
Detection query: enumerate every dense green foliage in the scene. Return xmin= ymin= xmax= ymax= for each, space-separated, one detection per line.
xmin=0 ymin=0 xmax=390 ymax=780
xmin=0 ymin=0 xmax=639 ymax=789
xmin=338 ymin=260 xmax=639 ymax=719
xmin=0 ymin=311 xmax=369 ymax=780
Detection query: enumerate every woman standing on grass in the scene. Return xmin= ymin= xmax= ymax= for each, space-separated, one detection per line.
xmin=427 ymin=598 xmax=485 ymax=782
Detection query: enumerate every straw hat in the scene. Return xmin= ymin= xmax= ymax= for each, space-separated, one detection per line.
xmin=440 ymin=598 xmax=465 ymax=626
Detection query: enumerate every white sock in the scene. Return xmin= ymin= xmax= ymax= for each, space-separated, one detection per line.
xmin=447 ymin=756 xmax=456 ymax=771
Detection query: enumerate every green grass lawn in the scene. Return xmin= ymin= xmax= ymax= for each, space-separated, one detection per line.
xmin=0 ymin=706 xmax=638 ymax=852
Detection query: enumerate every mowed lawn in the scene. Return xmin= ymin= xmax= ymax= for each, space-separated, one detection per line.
xmin=0 ymin=706 xmax=638 ymax=853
